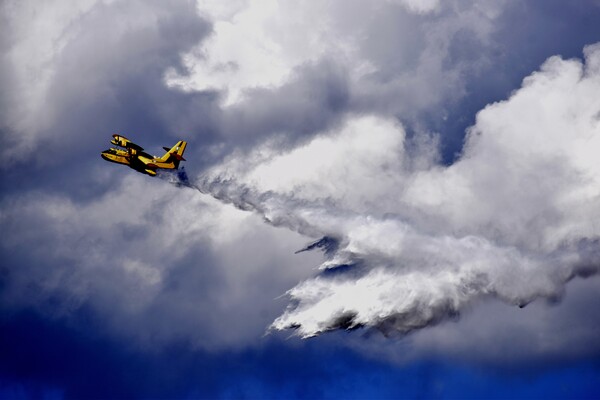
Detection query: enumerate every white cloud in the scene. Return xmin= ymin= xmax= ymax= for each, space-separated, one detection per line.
xmin=404 ymin=44 xmax=600 ymax=249
xmin=198 ymin=43 xmax=600 ymax=339
xmin=166 ymin=0 xmax=332 ymax=105
xmin=388 ymin=0 xmax=441 ymax=14
xmin=211 ymin=116 xmax=411 ymax=212
xmin=166 ymin=0 xmax=504 ymax=111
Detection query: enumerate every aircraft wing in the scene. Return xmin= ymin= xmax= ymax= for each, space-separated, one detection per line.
xmin=143 ymin=161 xmax=158 ymax=169
xmin=128 ymin=143 xmax=144 ymax=151
xmin=136 ymin=153 xmax=158 ymax=168
xmin=112 ymin=134 xmax=144 ymax=151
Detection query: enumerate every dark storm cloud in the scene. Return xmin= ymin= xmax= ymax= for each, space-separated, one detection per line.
xmin=0 ymin=0 xmax=216 ymax=198
xmin=407 ymin=277 xmax=600 ymax=366
xmin=219 ymin=59 xmax=350 ymax=150
xmin=0 ymin=176 xmax=320 ymax=349
xmin=2 ymin=310 xmax=599 ymax=399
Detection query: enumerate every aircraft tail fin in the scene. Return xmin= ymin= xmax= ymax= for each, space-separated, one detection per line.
xmin=159 ymin=141 xmax=187 ymax=168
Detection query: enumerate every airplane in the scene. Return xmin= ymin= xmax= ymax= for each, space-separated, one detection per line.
xmin=101 ymin=134 xmax=187 ymax=176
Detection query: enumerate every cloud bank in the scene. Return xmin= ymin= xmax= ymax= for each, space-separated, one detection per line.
xmin=196 ymin=44 xmax=600 ymax=337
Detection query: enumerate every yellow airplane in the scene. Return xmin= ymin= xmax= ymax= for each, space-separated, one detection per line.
xmin=101 ymin=134 xmax=187 ymax=176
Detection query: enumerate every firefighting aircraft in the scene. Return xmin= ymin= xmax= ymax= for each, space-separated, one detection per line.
xmin=101 ymin=134 xmax=187 ymax=176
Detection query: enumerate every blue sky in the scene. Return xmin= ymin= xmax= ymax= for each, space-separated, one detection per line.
xmin=1 ymin=1 xmax=600 ymax=398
